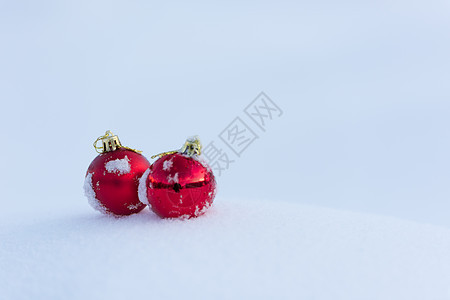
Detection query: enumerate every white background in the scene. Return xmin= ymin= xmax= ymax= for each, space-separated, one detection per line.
xmin=1 ymin=0 xmax=450 ymax=299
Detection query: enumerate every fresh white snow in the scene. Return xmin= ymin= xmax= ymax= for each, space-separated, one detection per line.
xmin=162 ymin=159 xmax=173 ymax=171
xmin=167 ymin=173 xmax=179 ymax=184
xmin=193 ymin=201 xmax=212 ymax=217
xmin=83 ymin=173 xmax=107 ymax=214
xmin=105 ymin=156 xmax=131 ymax=175
xmin=127 ymin=203 xmax=141 ymax=210
xmin=1 ymin=199 xmax=450 ymax=300
xmin=138 ymin=168 xmax=151 ymax=206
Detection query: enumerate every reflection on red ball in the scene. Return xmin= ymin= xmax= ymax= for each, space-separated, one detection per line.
xmin=84 ymin=148 xmax=151 ymax=216
xmin=140 ymin=153 xmax=216 ymax=218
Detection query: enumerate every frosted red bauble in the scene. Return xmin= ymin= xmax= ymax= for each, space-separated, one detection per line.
xmin=139 ymin=153 xmax=216 ymax=218
xmin=84 ymin=148 xmax=151 ymax=216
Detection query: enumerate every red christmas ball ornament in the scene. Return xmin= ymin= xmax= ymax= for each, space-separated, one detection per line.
xmin=139 ymin=136 xmax=217 ymax=219
xmin=84 ymin=131 xmax=151 ymax=216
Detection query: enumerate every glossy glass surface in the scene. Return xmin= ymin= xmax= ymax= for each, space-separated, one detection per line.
xmin=86 ymin=148 xmax=150 ymax=215
xmin=147 ymin=153 xmax=216 ymax=218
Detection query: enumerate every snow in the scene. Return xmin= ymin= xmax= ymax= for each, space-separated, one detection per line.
xmin=1 ymin=199 xmax=450 ymax=300
xmin=138 ymin=168 xmax=151 ymax=206
xmin=162 ymin=159 xmax=173 ymax=171
xmin=127 ymin=203 xmax=141 ymax=210
xmin=194 ymin=201 xmax=212 ymax=217
xmin=83 ymin=173 xmax=107 ymax=214
xmin=105 ymin=156 xmax=131 ymax=175
xmin=167 ymin=173 xmax=179 ymax=184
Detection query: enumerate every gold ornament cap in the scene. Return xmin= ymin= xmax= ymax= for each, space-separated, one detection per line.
xmin=180 ymin=136 xmax=202 ymax=156
xmin=93 ymin=130 xmax=122 ymax=153
xmin=93 ymin=130 xmax=142 ymax=154
xmin=151 ymin=136 xmax=202 ymax=159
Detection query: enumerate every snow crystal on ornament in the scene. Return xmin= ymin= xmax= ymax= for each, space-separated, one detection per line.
xmin=167 ymin=173 xmax=179 ymax=183
xmin=194 ymin=201 xmax=212 ymax=217
xmin=105 ymin=156 xmax=131 ymax=175
xmin=138 ymin=168 xmax=151 ymax=206
xmin=83 ymin=173 xmax=108 ymax=214
xmin=163 ymin=159 xmax=173 ymax=171
xmin=127 ymin=203 xmax=141 ymax=210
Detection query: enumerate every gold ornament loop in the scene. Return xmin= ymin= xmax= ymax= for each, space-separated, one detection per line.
xmin=121 ymin=146 xmax=143 ymax=154
xmin=151 ymin=150 xmax=178 ymax=160
xmin=151 ymin=136 xmax=202 ymax=159
xmin=93 ymin=130 xmax=142 ymax=154
xmin=93 ymin=130 xmax=116 ymax=153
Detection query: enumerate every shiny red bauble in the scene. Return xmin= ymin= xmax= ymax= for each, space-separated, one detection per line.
xmin=84 ymin=148 xmax=151 ymax=215
xmin=139 ymin=153 xmax=216 ymax=218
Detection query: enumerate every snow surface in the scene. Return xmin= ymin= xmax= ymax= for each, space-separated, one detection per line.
xmin=105 ymin=156 xmax=131 ymax=175
xmin=1 ymin=199 xmax=450 ymax=300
